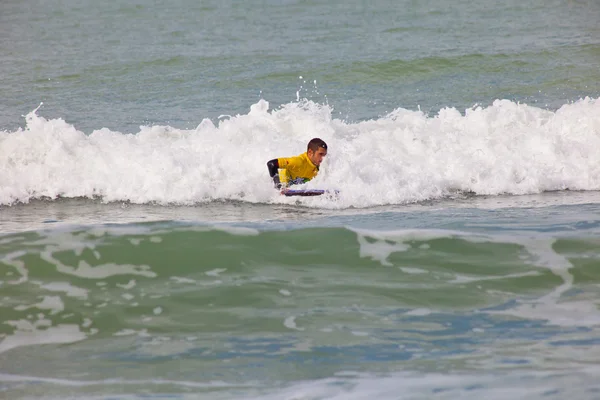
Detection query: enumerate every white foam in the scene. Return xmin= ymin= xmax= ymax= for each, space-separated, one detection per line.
xmin=0 ymin=322 xmax=86 ymax=354
xmin=14 ymin=295 xmax=65 ymax=315
xmin=483 ymin=237 xmax=600 ymax=327
xmin=355 ymin=234 xmax=409 ymax=266
xmin=284 ymin=316 xmax=304 ymax=331
xmin=352 ymin=228 xmax=475 ymax=266
xmin=241 ymin=369 xmax=600 ymax=400
xmin=405 ymin=308 xmax=432 ymax=316
xmin=0 ymin=372 xmax=249 ymax=389
xmin=351 ymin=227 xmax=600 ymax=327
xmin=170 ymin=276 xmax=196 ymax=284
xmin=1 ymin=97 xmax=599 ymax=208
xmin=38 ymin=281 xmax=89 ymax=299
xmin=116 ymin=280 xmax=136 ymax=289
xmin=113 ymin=328 xmax=149 ymax=337
xmin=493 ymin=299 xmax=600 ymax=327
xmin=41 ymin=252 xmax=157 ymax=279
xmin=206 ymin=268 xmax=227 ymax=277
xmin=400 ymin=267 xmax=428 ymax=274
xmin=450 ymin=270 xmax=541 ymax=284
xmin=520 ymin=238 xmax=574 ymax=300
xmin=2 ymin=251 xmax=28 ymax=284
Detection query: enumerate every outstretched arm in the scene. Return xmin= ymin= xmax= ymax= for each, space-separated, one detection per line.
xmin=266 ymin=159 xmax=282 ymax=188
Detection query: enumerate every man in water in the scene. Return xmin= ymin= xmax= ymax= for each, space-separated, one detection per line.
xmin=267 ymin=138 xmax=328 ymax=189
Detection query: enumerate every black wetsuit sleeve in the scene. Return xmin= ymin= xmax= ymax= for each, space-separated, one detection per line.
xmin=267 ymin=159 xmax=279 ymax=177
xmin=266 ymin=159 xmax=282 ymax=188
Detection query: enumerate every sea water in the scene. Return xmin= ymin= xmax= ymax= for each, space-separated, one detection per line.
xmin=2 ymin=0 xmax=600 ymax=399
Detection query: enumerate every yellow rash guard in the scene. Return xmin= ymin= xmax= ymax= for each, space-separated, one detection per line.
xmin=277 ymin=152 xmax=319 ymax=184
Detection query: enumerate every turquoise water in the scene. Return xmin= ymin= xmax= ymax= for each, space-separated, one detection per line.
xmin=2 ymin=0 xmax=600 ymax=399
xmin=3 ymin=197 xmax=600 ymax=399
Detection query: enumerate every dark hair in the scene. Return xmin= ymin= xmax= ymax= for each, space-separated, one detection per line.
xmin=307 ymin=138 xmax=327 ymax=152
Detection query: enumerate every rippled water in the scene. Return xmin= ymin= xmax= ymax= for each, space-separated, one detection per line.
xmin=2 ymin=0 xmax=600 ymax=398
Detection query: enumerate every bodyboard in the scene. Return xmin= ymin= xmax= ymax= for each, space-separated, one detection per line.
xmin=281 ymin=189 xmax=326 ymax=197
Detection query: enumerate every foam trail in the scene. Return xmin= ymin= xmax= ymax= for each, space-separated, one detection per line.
xmin=351 ymin=228 xmax=600 ymax=327
xmin=1 ymin=97 xmax=599 ymax=208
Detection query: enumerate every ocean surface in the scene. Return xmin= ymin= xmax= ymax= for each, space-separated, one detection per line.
xmin=2 ymin=0 xmax=600 ymax=399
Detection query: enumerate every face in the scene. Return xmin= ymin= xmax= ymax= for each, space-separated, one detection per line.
xmin=308 ymin=147 xmax=327 ymax=167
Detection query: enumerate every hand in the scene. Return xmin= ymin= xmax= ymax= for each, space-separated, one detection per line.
xmin=273 ymin=174 xmax=282 ymax=189
xmin=290 ymin=178 xmax=307 ymax=185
